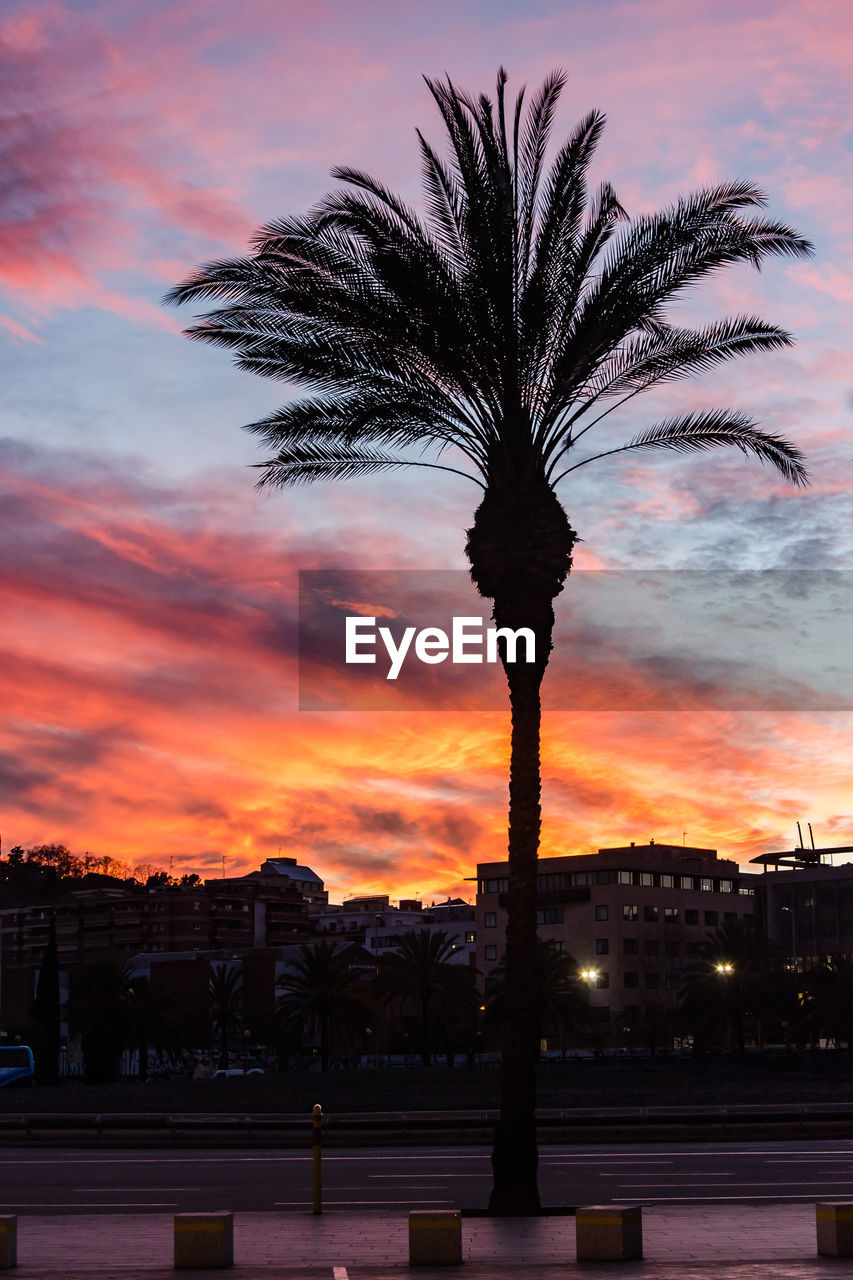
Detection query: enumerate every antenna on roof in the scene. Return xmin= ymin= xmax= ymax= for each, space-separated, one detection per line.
xmin=796 ymin=821 xmax=804 ymax=849
xmin=808 ymin=823 xmax=816 ymax=850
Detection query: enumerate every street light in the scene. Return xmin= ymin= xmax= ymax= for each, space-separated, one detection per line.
xmin=580 ymin=968 xmax=599 ymax=984
xmin=715 ymin=962 xmax=734 ymax=976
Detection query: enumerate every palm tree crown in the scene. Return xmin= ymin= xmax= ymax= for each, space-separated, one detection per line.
xmin=167 ymin=67 xmax=812 ymax=1214
xmin=375 ymin=928 xmax=478 ymax=1066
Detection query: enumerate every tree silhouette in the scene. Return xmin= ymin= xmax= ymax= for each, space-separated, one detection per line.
xmin=69 ymin=959 xmax=135 ymax=1082
xmin=375 ymin=929 xmax=478 ymax=1066
xmin=31 ymin=915 xmax=61 ymax=1085
xmin=167 ymin=68 xmax=811 ymax=1212
xmin=208 ymin=963 xmax=244 ymax=1070
xmin=679 ymin=919 xmax=780 ymax=1052
xmin=276 ymin=940 xmax=374 ymax=1072
xmin=485 ymin=940 xmax=587 ymax=1050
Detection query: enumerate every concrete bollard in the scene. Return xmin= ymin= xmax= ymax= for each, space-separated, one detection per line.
xmin=174 ymin=1212 xmax=234 ymax=1269
xmin=0 ymin=1217 xmax=17 ymax=1269
xmin=408 ymin=1210 xmax=463 ymax=1266
xmin=816 ymin=1202 xmax=853 ymax=1256
xmin=575 ymin=1205 xmax=643 ymax=1261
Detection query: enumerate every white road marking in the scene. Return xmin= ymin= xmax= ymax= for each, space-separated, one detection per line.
xmin=0 ymin=1202 xmax=179 ymax=1208
xmin=333 ymin=1269 xmax=348 ymax=1280
xmin=615 ymin=1193 xmax=850 ymax=1201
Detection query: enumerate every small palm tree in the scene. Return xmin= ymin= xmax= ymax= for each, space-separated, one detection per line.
xmin=276 ymin=940 xmax=374 ymax=1071
xmin=679 ymin=919 xmax=778 ymax=1053
xmin=167 ymin=68 xmax=811 ymax=1212
xmin=375 ymin=929 xmax=478 ymax=1066
xmin=208 ymin=963 xmax=244 ymax=1070
xmin=125 ymin=976 xmax=188 ymax=1081
xmin=486 ymin=941 xmax=587 ymax=1049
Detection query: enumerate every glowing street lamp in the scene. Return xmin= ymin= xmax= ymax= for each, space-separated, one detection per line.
xmin=580 ymin=968 xmax=599 ymax=985
xmin=715 ymin=962 xmax=734 ymax=976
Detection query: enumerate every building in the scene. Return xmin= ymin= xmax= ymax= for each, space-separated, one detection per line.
xmin=0 ymin=859 xmax=322 ymax=1031
xmin=476 ymin=841 xmax=760 ymax=1047
xmin=312 ymin=895 xmax=476 ymax=966
xmin=751 ymin=841 xmax=853 ymax=971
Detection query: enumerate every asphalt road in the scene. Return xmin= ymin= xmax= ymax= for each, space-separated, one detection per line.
xmin=6 ymin=1140 xmax=853 ymax=1214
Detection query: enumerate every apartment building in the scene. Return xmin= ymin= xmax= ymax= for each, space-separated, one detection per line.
xmin=476 ymin=841 xmax=760 ymax=1044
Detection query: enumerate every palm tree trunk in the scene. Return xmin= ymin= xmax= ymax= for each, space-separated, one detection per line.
xmin=489 ymin=664 xmax=544 ymax=1214
xmin=467 ymin=480 xmax=575 ymax=1216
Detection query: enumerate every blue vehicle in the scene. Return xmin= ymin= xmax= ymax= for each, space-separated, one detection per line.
xmin=0 ymin=1045 xmax=35 ymax=1087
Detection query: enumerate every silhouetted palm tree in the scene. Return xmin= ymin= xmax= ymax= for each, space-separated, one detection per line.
xmin=679 ymin=919 xmax=779 ymax=1052
xmin=125 ymin=976 xmax=188 ymax=1080
xmin=375 ymin=929 xmax=478 ymax=1066
xmin=485 ymin=941 xmax=587 ymax=1049
xmin=208 ymin=963 xmax=244 ymax=1070
xmin=276 ymin=940 xmax=374 ymax=1071
xmin=167 ymin=68 xmax=811 ymax=1212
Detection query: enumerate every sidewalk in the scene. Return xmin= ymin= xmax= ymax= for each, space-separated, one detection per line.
xmin=7 ymin=1203 xmax=850 ymax=1279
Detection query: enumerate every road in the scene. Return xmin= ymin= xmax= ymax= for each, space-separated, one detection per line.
xmin=6 ymin=1140 xmax=853 ymax=1213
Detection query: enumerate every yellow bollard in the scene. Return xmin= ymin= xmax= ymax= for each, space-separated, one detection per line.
xmin=173 ymin=1212 xmax=233 ymax=1269
xmin=575 ymin=1205 xmax=643 ymax=1261
xmin=0 ymin=1217 xmax=17 ymax=1270
xmin=312 ymin=1103 xmax=323 ymax=1215
xmin=817 ymin=1202 xmax=853 ymax=1256
xmin=409 ymin=1210 xmax=462 ymax=1266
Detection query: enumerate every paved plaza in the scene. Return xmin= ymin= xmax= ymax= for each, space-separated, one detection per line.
xmin=7 ymin=1202 xmax=853 ymax=1279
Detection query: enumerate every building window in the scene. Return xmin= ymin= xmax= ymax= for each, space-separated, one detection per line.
xmin=623 ymin=938 xmax=638 ymax=955
xmin=484 ymin=945 xmax=498 ymax=962
xmin=659 ymin=873 xmax=674 ymax=888
xmin=595 ymin=871 xmax=612 ymax=885
xmin=465 ymin=931 xmax=476 ymax=944
xmin=482 ymin=878 xmax=509 ymax=894
xmin=720 ymin=880 xmax=733 ymax=893
xmin=595 ymin=938 xmax=609 ymax=955
xmin=664 ymin=907 xmax=679 ymax=924
xmin=701 ymin=878 xmax=713 ymax=892
xmin=546 ymin=939 xmax=564 ymax=953
xmin=595 ymin=904 xmax=609 ymax=921
xmin=624 ymin=972 xmax=639 ymax=989
xmin=193 ymin=922 xmax=201 ymax=931
xmin=484 ymin=912 xmax=497 ymax=928
xmin=193 ymin=902 xmax=201 ymax=911
xmin=596 ymin=971 xmax=609 ymax=989
xmin=536 ymin=907 xmax=564 ymax=925
xmin=640 ymin=872 xmax=653 ymax=887
xmin=724 ymin=912 xmax=737 ymax=924
xmin=644 ymin=905 xmax=658 ymax=923
xmin=685 ymin=909 xmax=699 ymax=925
xmin=645 ymin=972 xmax=660 ymax=990
xmin=704 ymin=911 xmax=719 ymax=926
xmin=644 ymin=939 xmax=659 ymax=956
xmin=618 ymin=871 xmax=632 ymax=885
xmin=623 ymin=905 xmax=638 ymax=922
xmin=680 ymin=875 xmax=696 ymax=890
xmin=665 ymin=940 xmax=680 ymax=957
xmin=739 ymin=885 xmax=755 ymax=896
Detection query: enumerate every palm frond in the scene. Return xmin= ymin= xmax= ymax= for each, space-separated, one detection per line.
xmin=555 ymin=409 xmax=809 ymax=486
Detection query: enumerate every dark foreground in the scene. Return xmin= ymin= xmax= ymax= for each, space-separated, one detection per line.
xmin=3 ymin=1053 xmax=852 ymax=1116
